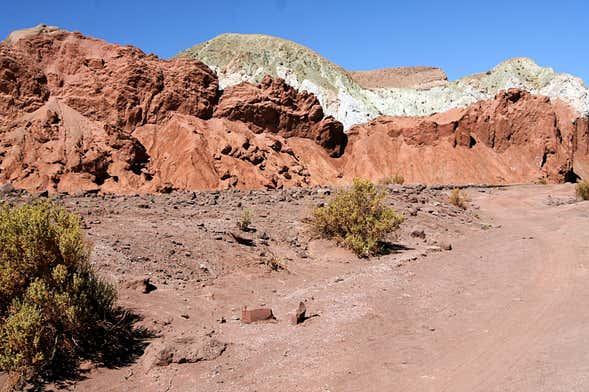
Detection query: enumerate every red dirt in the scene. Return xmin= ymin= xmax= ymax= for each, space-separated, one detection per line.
xmin=2 ymin=184 xmax=587 ymax=391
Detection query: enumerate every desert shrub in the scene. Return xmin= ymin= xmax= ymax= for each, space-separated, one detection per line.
xmin=237 ymin=208 xmax=253 ymax=231
xmin=312 ymin=178 xmax=404 ymax=257
xmin=379 ymin=172 xmax=405 ymax=186
xmin=576 ymin=180 xmax=589 ymax=200
xmin=449 ymin=188 xmax=468 ymax=209
xmin=0 ymin=201 xmax=117 ymax=383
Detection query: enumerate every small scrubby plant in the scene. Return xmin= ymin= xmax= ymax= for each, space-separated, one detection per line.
xmin=379 ymin=172 xmax=405 ymax=186
xmin=312 ymin=178 xmax=404 ymax=257
xmin=237 ymin=208 xmax=253 ymax=231
xmin=449 ymin=188 xmax=468 ymax=209
xmin=0 ymin=201 xmax=116 ymax=385
xmin=576 ymin=180 xmax=589 ymax=200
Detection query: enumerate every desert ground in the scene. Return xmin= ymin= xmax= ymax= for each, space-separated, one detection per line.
xmin=1 ymin=183 xmax=587 ymax=391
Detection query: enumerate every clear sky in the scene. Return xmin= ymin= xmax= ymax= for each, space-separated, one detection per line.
xmin=1 ymin=0 xmax=587 ymax=82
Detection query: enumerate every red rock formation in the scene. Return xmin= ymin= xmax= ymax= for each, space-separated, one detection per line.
xmin=0 ymin=26 xmax=346 ymax=193
xmin=2 ymin=26 xmax=218 ymax=128
xmin=344 ymin=89 xmax=589 ymax=184
xmin=1 ymin=26 xmax=588 ymax=194
xmin=215 ymin=76 xmax=346 ymax=157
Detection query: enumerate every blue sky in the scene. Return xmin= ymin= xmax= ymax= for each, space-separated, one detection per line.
xmin=1 ymin=0 xmax=587 ymax=82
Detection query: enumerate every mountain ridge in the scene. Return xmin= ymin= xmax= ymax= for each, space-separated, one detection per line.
xmin=178 ymin=33 xmax=589 ymax=129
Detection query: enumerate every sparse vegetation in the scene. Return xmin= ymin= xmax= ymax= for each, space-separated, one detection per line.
xmin=312 ymin=178 xmax=404 ymax=257
xmin=0 ymin=201 xmax=117 ymax=386
xmin=261 ymin=252 xmax=287 ymax=272
xmin=237 ymin=208 xmax=253 ymax=231
xmin=449 ymin=188 xmax=468 ymax=209
xmin=379 ymin=172 xmax=405 ymax=186
xmin=576 ymin=180 xmax=589 ymax=200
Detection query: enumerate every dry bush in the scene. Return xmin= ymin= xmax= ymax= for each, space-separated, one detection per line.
xmin=576 ymin=180 xmax=589 ymax=200
xmin=449 ymin=188 xmax=468 ymax=209
xmin=0 ymin=201 xmax=117 ymax=386
xmin=379 ymin=172 xmax=405 ymax=186
xmin=312 ymin=178 xmax=404 ymax=257
xmin=237 ymin=208 xmax=253 ymax=231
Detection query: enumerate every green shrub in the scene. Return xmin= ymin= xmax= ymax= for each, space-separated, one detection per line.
xmin=449 ymin=188 xmax=468 ymax=209
xmin=312 ymin=178 xmax=404 ymax=257
xmin=237 ymin=208 xmax=253 ymax=231
xmin=576 ymin=180 xmax=589 ymax=200
xmin=0 ymin=201 xmax=116 ymax=383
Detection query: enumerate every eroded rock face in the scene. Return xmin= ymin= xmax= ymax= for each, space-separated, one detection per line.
xmin=344 ymin=89 xmax=589 ymax=184
xmin=3 ymin=27 xmax=219 ymax=127
xmin=215 ymin=76 xmax=346 ymax=157
xmin=0 ymin=26 xmax=345 ymax=194
xmin=0 ymin=43 xmax=49 ymax=119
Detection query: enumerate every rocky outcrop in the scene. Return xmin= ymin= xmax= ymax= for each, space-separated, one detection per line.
xmin=215 ymin=76 xmax=346 ymax=157
xmin=0 ymin=99 xmax=149 ymax=193
xmin=344 ymin=89 xmax=589 ymax=184
xmin=0 ymin=25 xmax=346 ymax=194
xmin=2 ymin=25 xmax=219 ymax=128
xmin=349 ymin=66 xmax=448 ymax=90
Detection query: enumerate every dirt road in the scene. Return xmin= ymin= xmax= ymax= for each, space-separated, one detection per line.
xmin=185 ymin=184 xmax=589 ymax=392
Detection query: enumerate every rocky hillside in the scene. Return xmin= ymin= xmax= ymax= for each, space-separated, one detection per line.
xmin=179 ymin=34 xmax=589 ymax=128
xmin=1 ymin=25 xmax=588 ymax=194
xmin=0 ymin=25 xmax=345 ymax=194
xmin=344 ymin=89 xmax=589 ymax=184
xmin=176 ymin=33 xmax=380 ymax=129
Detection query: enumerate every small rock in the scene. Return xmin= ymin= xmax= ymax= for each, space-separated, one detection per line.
xmin=125 ymin=277 xmax=157 ymax=294
xmin=292 ymin=301 xmax=307 ymax=325
xmin=0 ymin=183 xmax=15 ymax=195
xmin=410 ymin=229 xmax=426 ymax=239
xmin=230 ymin=231 xmax=255 ymax=246
xmin=241 ymin=307 xmax=275 ymax=324
xmin=142 ymin=337 xmax=226 ymax=369
xmin=440 ymin=242 xmax=452 ymax=251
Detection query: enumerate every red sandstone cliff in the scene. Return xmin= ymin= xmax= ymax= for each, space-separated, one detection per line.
xmin=344 ymin=89 xmax=589 ymax=184
xmin=0 ymin=26 xmax=345 ymax=193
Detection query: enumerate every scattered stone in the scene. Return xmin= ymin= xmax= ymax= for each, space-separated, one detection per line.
xmin=230 ymin=231 xmax=255 ymax=246
xmin=125 ymin=277 xmax=157 ymax=293
xmin=292 ymin=301 xmax=307 ymax=325
xmin=410 ymin=229 xmax=426 ymax=239
xmin=241 ymin=307 xmax=275 ymax=324
xmin=142 ymin=337 xmax=226 ymax=369
xmin=440 ymin=242 xmax=453 ymax=251
xmin=0 ymin=183 xmax=15 ymax=195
